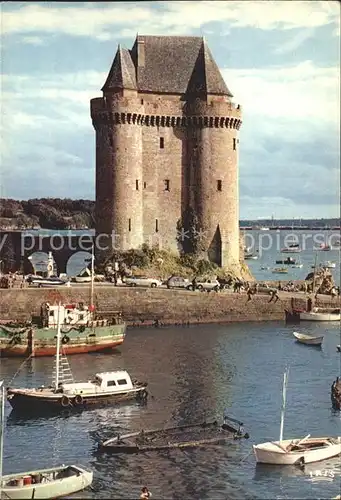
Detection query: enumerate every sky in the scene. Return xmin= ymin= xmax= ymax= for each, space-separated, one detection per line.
xmin=1 ymin=1 xmax=340 ymax=219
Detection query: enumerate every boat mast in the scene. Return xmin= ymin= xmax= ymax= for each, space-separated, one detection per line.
xmin=312 ymin=252 xmax=318 ymax=295
xmin=90 ymin=244 xmax=94 ymax=309
xmin=0 ymin=380 xmax=5 ymax=486
xmin=279 ymin=367 xmax=289 ymax=442
xmin=54 ymin=303 xmax=62 ymax=391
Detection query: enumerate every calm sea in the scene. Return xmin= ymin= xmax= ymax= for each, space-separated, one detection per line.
xmin=0 ymin=321 xmax=340 ymax=499
xmin=28 ymin=229 xmax=341 ymax=286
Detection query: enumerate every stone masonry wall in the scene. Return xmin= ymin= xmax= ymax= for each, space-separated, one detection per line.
xmin=0 ymin=288 xmax=338 ymax=325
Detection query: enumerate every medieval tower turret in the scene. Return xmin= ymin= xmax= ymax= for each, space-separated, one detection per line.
xmin=91 ymin=35 xmax=242 ymax=268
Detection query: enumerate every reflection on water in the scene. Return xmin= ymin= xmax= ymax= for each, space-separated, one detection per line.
xmin=0 ymin=321 xmax=340 ymax=499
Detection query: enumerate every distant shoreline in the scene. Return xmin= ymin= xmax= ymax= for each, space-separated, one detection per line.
xmin=1 ymin=226 xmax=340 ymax=232
xmin=0 ymin=198 xmax=339 ymax=232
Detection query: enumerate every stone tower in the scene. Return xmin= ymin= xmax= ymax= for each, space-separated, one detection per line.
xmin=91 ymin=35 xmax=242 ymax=268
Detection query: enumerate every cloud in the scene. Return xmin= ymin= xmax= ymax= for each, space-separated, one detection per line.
xmin=21 ymin=35 xmax=45 ymax=46
xmin=274 ymin=27 xmax=316 ymax=55
xmin=1 ymin=1 xmax=340 ymax=40
xmin=224 ymin=61 xmax=340 ymax=127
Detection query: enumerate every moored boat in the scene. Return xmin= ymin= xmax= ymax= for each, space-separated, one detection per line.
xmin=281 ymin=244 xmax=301 ymax=254
xmin=272 ymin=267 xmax=288 ymax=274
xmin=299 ymin=307 xmax=341 ymax=322
xmin=1 ymin=465 xmax=93 ymax=500
xmin=6 ymin=305 xmax=147 ymax=414
xmin=312 ymin=261 xmax=336 ymax=269
xmin=331 ymin=377 xmax=341 ymax=410
xmin=0 ymin=380 xmax=93 ymax=498
xmin=254 ymin=369 xmax=341 ymax=465
xmin=293 ymin=331 xmax=323 ymax=346
xmin=7 ymin=370 xmax=148 ymax=414
xmin=244 ymin=253 xmax=258 ymax=260
xmin=254 ymin=436 xmax=341 ymax=465
xmin=0 ymin=302 xmax=126 ymax=357
xmin=98 ymin=414 xmax=249 ymax=453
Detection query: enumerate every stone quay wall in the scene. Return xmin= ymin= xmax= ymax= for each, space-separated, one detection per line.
xmin=0 ymin=287 xmax=338 ymax=326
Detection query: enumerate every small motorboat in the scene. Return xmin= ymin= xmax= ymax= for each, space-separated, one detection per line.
xmin=312 ymin=261 xmax=336 ymax=269
xmin=244 ymin=253 xmax=258 ymax=260
xmin=98 ymin=414 xmax=249 ymax=453
xmin=281 ymin=244 xmax=301 ymax=254
xmin=276 ymin=257 xmax=297 ymax=265
xmin=318 ymin=244 xmax=331 ymax=251
xmin=272 ymin=267 xmax=288 ymax=274
xmin=293 ymin=331 xmax=323 ymax=346
xmin=337 ymin=345 xmax=340 ymax=352
xmin=260 ymin=266 xmax=271 ymax=270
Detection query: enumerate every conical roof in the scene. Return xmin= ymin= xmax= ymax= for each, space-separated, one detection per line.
xmin=187 ymin=39 xmax=233 ymax=97
xmin=101 ymin=45 xmax=137 ymax=91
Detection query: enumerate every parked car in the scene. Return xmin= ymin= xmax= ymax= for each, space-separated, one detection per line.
xmin=186 ymin=278 xmax=220 ymax=292
xmin=124 ymin=275 xmax=162 ymax=288
xmin=167 ymin=276 xmax=190 ymax=289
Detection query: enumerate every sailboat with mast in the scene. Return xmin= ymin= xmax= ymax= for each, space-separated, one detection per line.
xmin=0 ymin=380 xmax=93 ymax=499
xmin=0 ymin=246 xmax=126 ymax=357
xmin=253 ymin=368 xmax=341 ymax=465
xmin=6 ymin=304 xmax=148 ymax=414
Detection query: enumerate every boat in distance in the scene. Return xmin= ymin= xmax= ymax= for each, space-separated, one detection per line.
xmin=1 ymin=464 xmax=93 ymax=500
xmin=99 ymin=414 xmax=249 ymax=453
xmin=0 ymin=301 xmax=126 ymax=357
xmin=293 ymin=331 xmax=324 ymax=346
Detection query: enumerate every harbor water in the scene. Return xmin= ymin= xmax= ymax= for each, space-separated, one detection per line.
xmin=1 ymin=321 xmax=340 ymax=499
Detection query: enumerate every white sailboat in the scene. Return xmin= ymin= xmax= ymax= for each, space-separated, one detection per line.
xmin=253 ymin=368 xmax=341 ymax=465
xmin=0 ymin=380 xmax=93 ymax=499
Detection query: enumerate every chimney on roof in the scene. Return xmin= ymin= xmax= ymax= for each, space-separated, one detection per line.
xmin=137 ymin=38 xmax=145 ymax=67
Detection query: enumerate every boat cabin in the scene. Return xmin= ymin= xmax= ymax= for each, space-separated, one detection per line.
xmin=41 ymin=302 xmax=92 ymax=327
xmin=39 ymin=302 xmax=123 ymax=328
xmin=61 ymin=370 xmax=134 ymax=395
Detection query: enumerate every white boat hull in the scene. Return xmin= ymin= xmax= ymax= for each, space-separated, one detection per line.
xmin=1 ymin=465 xmax=93 ymax=499
xmin=299 ymin=312 xmax=341 ymax=322
xmin=293 ymin=332 xmax=323 ymax=346
xmin=253 ymin=438 xmax=341 ymax=465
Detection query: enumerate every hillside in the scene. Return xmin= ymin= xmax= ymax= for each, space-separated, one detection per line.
xmin=0 ymin=198 xmax=95 ymax=230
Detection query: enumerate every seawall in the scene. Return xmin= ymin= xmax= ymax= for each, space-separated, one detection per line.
xmin=0 ymin=287 xmax=339 ymax=325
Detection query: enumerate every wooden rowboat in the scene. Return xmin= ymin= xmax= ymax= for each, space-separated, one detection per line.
xmin=0 ymin=381 xmax=94 ymax=499
xmin=1 ymin=464 xmax=93 ymax=499
xmin=98 ymin=415 xmax=249 ymax=454
xmin=293 ymin=331 xmax=324 ymax=346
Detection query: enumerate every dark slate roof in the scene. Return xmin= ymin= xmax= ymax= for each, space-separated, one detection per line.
xmin=127 ymin=35 xmax=231 ymax=96
xmin=102 ymin=44 xmax=137 ymax=91
xmin=203 ymin=40 xmax=233 ymax=96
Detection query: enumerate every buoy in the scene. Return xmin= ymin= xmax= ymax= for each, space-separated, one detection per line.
xmin=61 ymin=395 xmax=70 ymax=407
